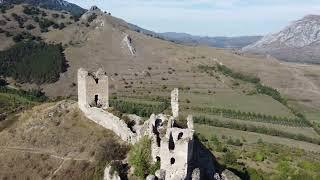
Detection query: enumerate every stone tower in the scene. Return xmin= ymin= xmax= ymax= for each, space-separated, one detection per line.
xmin=78 ymin=68 xmax=109 ymax=109
xmin=171 ymin=88 xmax=179 ymax=118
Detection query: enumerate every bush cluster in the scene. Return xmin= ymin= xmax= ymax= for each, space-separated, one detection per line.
xmin=194 ymin=116 xmax=320 ymax=145
xmin=23 ymin=6 xmax=41 ymax=15
xmin=11 ymin=13 xmax=26 ymax=28
xmin=12 ymin=31 xmax=41 ymax=42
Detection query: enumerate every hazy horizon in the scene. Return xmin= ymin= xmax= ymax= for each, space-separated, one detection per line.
xmin=64 ymin=0 xmax=320 ymax=36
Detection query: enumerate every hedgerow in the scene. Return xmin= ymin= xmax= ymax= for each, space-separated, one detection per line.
xmin=187 ymin=106 xmax=310 ymax=127
xmin=194 ymin=116 xmax=320 ymax=145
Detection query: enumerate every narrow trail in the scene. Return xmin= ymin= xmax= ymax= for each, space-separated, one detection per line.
xmin=1 ymin=146 xmax=94 ymax=178
xmin=0 ymin=146 xmax=94 ymax=161
xmin=47 ymin=160 xmax=66 ymax=180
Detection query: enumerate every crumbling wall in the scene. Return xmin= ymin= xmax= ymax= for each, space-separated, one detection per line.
xmin=78 ymin=68 xmax=109 ymax=109
xmin=79 ymin=106 xmax=138 ymax=144
xmin=171 ymin=88 xmax=179 ymax=118
xmin=78 ymin=68 xmax=137 ymax=144
xmin=148 ymin=113 xmax=194 ymax=180
xmin=104 ymin=165 xmax=121 ymax=180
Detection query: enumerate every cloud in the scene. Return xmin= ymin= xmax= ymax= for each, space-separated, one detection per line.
xmin=68 ymin=0 xmax=320 ymax=36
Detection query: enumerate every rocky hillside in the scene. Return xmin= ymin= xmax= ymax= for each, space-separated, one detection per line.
xmin=0 ymin=0 xmax=86 ymax=15
xmin=243 ymin=15 xmax=320 ymax=64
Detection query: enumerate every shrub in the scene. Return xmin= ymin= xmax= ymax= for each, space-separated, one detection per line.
xmin=223 ymin=151 xmax=237 ymax=166
xmin=59 ymin=23 xmax=65 ymax=29
xmin=0 ymin=79 xmax=8 ymax=86
xmin=128 ymin=136 xmax=159 ymax=179
xmin=26 ymin=24 xmax=35 ymax=30
xmin=39 ymin=18 xmax=54 ymax=30
xmin=51 ymin=13 xmax=59 ymax=18
xmin=255 ymin=152 xmax=265 ymax=161
xmin=87 ymin=13 xmax=97 ymax=23
xmin=23 ymin=6 xmax=40 ymax=15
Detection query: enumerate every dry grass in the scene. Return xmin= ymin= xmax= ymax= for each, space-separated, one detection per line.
xmin=0 ymin=100 xmax=126 ymax=179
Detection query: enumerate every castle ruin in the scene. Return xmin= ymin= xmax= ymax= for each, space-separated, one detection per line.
xmin=78 ymin=68 xmax=218 ymax=180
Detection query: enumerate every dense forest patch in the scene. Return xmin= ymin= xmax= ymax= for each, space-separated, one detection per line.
xmin=0 ymin=41 xmax=68 ymax=84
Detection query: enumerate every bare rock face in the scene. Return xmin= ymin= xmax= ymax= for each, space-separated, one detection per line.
xmin=90 ymin=5 xmax=100 ymax=11
xmin=243 ymin=15 xmax=320 ymax=64
xmin=155 ymin=169 xmax=166 ymax=180
xmin=221 ymin=169 xmax=241 ymax=180
xmin=146 ymin=175 xmax=156 ymax=180
xmin=191 ymin=168 xmax=200 ymax=180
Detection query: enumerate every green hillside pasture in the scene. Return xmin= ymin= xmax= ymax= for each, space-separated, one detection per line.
xmin=194 ymin=115 xmax=320 ymax=145
xmin=180 ymin=92 xmax=295 ymax=118
xmin=190 ymin=113 xmax=319 ymax=139
xmin=195 ymin=124 xmax=320 ymax=152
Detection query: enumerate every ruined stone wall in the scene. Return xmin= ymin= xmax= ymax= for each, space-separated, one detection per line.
xmin=79 ymin=106 xmax=138 ymax=144
xmin=78 ymin=68 xmax=137 ymax=144
xmin=159 ymin=128 xmax=194 ymax=180
xmin=171 ymin=88 xmax=179 ymax=118
xmin=78 ymin=68 xmax=109 ymax=109
xmin=148 ymin=113 xmax=194 ymax=180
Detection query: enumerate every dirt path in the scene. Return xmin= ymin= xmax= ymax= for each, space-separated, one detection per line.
xmin=0 ymin=146 xmax=93 ymax=162
xmin=0 ymin=146 xmax=94 ymax=179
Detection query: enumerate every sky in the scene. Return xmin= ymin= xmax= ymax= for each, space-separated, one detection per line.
xmin=67 ymin=0 xmax=320 ymax=37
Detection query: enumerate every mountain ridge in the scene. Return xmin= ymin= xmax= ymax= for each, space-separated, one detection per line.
xmin=243 ymin=14 xmax=320 ymax=64
xmin=128 ymin=23 xmax=262 ymax=48
xmin=0 ymin=0 xmax=86 ymax=15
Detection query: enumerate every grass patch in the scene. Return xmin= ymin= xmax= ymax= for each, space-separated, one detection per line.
xmin=110 ymin=97 xmax=169 ymax=117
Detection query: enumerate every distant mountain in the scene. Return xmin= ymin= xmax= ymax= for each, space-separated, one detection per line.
xmin=243 ymin=15 xmax=320 ymax=64
xmin=159 ymin=32 xmax=262 ymax=48
xmin=128 ymin=24 xmax=262 ymax=48
xmin=0 ymin=0 xmax=86 ymax=16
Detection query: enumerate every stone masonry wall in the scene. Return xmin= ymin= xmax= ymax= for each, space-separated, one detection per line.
xmin=171 ymin=88 xmax=179 ymax=118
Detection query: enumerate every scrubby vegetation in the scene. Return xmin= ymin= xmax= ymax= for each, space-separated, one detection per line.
xmin=0 ymin=4 xmax=14 ymax=13
xmin=12 ymin=31 xmax=41 ymax=42
xmin=0 ymin=40 xmax=68 ymax=84
xmin=93 ymin=138 xmax=129 ymax=180
xmin=188 ymin=106 xmax=310 ymax=127
xmin=110 ymin=97 xmax=169 ymax=117
xmin=194 ymin=116 xmax=320 ymax=145
xmin=0 ymin=87 xmax=47 ymax=102
xmin=0 ymin=86 xmax=47 ymax=121
xmin=87 ymin=13 xmax=97 ymax=23
xmin=128 ymin=136 xmax=160 ymax=179
xmin=197 ymin=131 xmax=320 ymax=180
xmin=23 ymin=5 xmax=41 ymax=15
